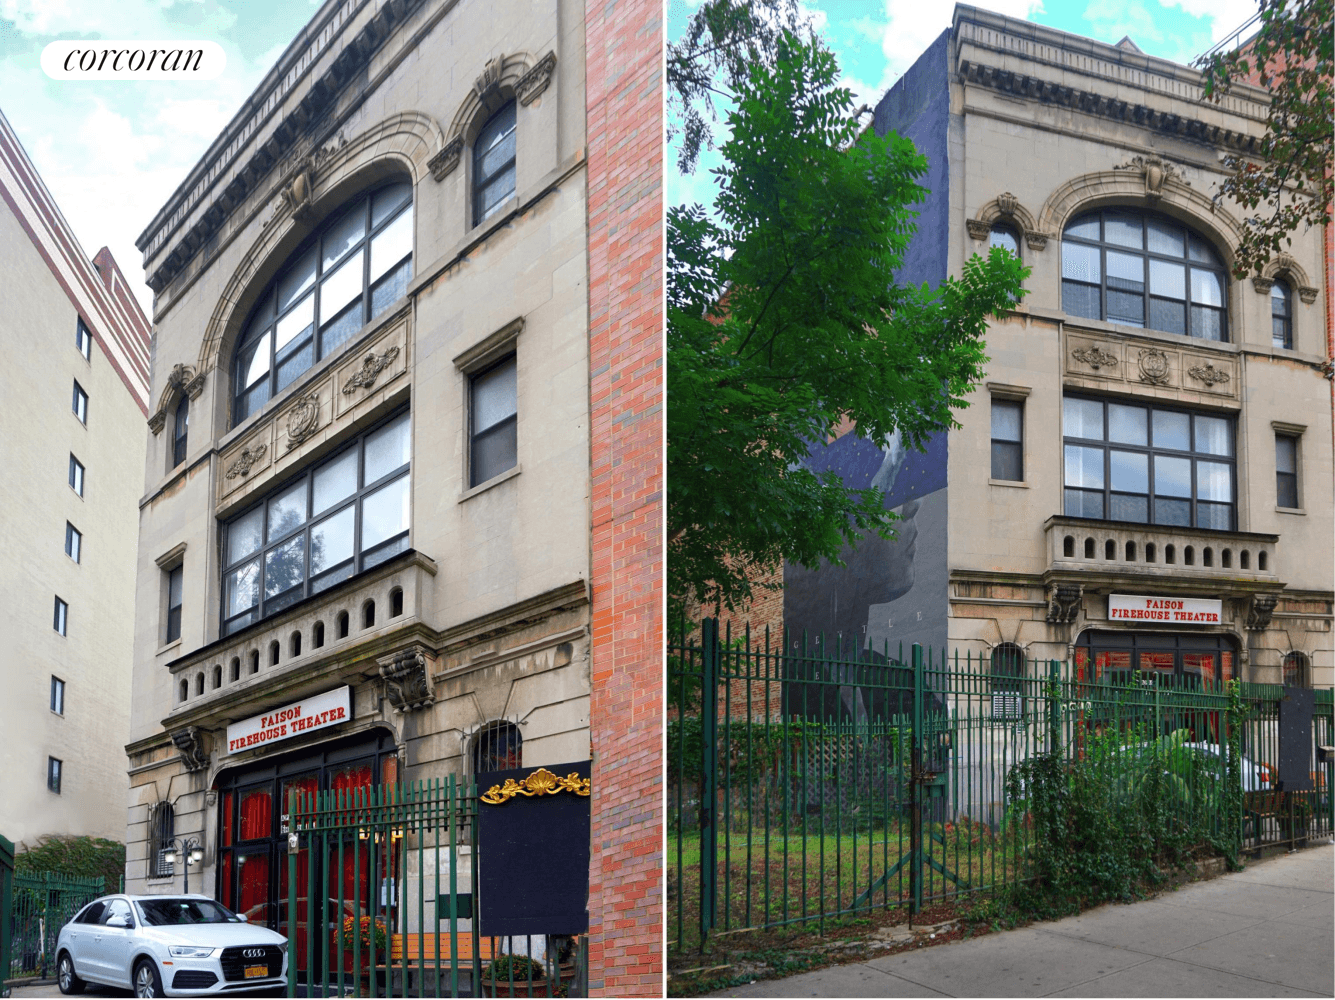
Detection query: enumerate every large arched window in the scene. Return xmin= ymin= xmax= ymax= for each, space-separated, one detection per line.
xmin=232 ymin=180 xmax=414 ymax=426
xmin=1061 ymin=209 xmax=1228 ymax=341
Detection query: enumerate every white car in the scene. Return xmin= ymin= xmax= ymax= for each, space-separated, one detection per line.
xmin=55 ymin=894 xmax=288 ymax=998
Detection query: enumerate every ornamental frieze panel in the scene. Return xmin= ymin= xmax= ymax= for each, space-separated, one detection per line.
xmin=334 ymin=314 xmax=409 ymax=418
xmin=1065 ymin=337 xmax=1123 ymax=380
xmin=218 ymin=426 xmax=273 ymax=499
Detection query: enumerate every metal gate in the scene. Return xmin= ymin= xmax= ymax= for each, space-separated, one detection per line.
xmin=285 ymin=775 xmax=585 ymax=997
xmin=6 ymin=871 xmax=103 ymax=982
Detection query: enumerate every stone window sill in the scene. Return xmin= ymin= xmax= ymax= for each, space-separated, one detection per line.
xmin=458 ymin=464 xmax=521 ymax=503
xmin=989 ymin=478 xmax=1029 ymax=488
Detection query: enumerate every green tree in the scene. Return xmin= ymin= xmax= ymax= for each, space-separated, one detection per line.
xmin=667 ymin=34 xmax=1026 ymax=612
xmin=1196 ymin=0 xmax=1333 ymax=277
xmin=667 ymin=0 xmax=816 ymax=173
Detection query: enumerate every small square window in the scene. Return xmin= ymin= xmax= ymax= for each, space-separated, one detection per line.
xmin=65 ymin=523 xmax=82 ymax=563
xmin=53 ymin=597 xmax=68 ymax=636
xmin=470 ymin=355 xmax=517 ymax=487
xmin=69 ymin=455 xmax=84 ymax=496
xmin=48 ymin=756 xmax=62 ymax=794
xmin=991 ymin=398 xmax=1023 ymax=481
xmin=72 ymin=381 xmax=88 ymax=424
xmin=1276 ymin=433 xmax=1300 ymax=509
xmin=51 ymin=676 xmax=65 ymax=715
xmin=76 ymin=318 xmax=92 ymax=360
xmin=165 ymin=565 xmax=183 ymax=644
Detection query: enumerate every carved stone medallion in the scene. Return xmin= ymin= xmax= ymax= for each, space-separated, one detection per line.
xmin=342 ymin=346 xmax=401 ymax=394
xmin=225 ymin=442 xmax=268 ymax=480
xmin=1072 ymin=346 xmax=1118 ymax=371
xmin=284 ymin=393 xmax=321 ymax=451
xmin=1187 ymin=361 xmax=1230 ymax=387
xmin=1136 ymin=348 xmax=1171 ymax=386
xmin=1114 ymin=153 xmax=1186 ymax=198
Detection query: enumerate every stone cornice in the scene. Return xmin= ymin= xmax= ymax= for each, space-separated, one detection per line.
xmin=138 ymin=0 xmax=429 ymax=296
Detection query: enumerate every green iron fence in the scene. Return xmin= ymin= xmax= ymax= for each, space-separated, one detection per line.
xmin=1 ymin=835 xmax=12 ymax=998
xmin=285 ymin=776 xmax=585 ymax=998
xmin=6 ymin=871 xmax=104 ymax=981
xmin=669 ymin=620 xmax=1335 ymax=952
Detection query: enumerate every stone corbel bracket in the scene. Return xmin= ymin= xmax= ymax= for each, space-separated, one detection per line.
xmin=434 ymin=51 xmax=555 ymax=181
xmin=1245 ymin=594 xmax=1278 ymax=632
xmin=1046 ymin=583 xmax=1083 ymax=624
xmin=379 ymin=645 xmax=436 ymax=712
xmin=967 ymin=192 xmax=1047 ymax=250
xmin=171 ymin=726 xmax=210 ymax=772
xmin=147 ymin=363 xmax=206 ymax=434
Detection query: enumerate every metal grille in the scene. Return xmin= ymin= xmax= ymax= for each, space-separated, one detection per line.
xmin=220 ymin=945 xmax=283 ymax=981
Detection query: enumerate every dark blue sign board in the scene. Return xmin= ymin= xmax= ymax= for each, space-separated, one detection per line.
xmin=478 ymin=760 xmax=590 ymax=936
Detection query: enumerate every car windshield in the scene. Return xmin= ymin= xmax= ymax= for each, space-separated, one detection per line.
xmin=136 ymin=899 xmax=240 ymax=925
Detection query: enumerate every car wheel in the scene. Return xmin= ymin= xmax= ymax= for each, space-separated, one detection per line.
xmin=133 ymin=957 xmax=165 ymax=998
xmin=57 ymin=952 xmax=86 ymax=995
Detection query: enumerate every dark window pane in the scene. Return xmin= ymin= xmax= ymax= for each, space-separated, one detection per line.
xmin=370 ymin=260 xmax=411 ymax=318
xmin=1110 ymin=494 xmax=1149 ymax=522
xmin=1187 ymin=231 xmax=1217 ymax=263
xmin=991 ymin=441 xmax=1022 ymax=481
xmin=472 ymin=418 xmax=517 ymax=486
xmin=1149 ymin=297 xmax=1185 ymax=334
xmin=319 ymin=302 xmax=363 ymax=357
xmin=1064 ymin=489 xmax=1103 ymax=519
xmin=1272 ymin=316 xmax=1290 ymax=349
xmin=1062 ymin=281 xmax=1100 ymax=319
xmin=264 ymin=535 xmax=306 ymax=599
xmin=1190 ymin=305 xmax=1223 ymax=341
xmin=238 ymin=382 xmax=270 ymax=422
xmin=275 ymin=339 xmax=314 ymax=393
xmin=1196 ymin=501 xmax=1232 ymax=531
xmin=310 ymin=561 xmax=355 ymax=595
xmin=1154 ymin=498 xmax=1191 ymax=525
xmin=1106 ymin=289 xmax=1144 ymax=327
xmin=362 ymin=536 xmax=409 ymax=570
xmin=372 ymin=182 xmax=413 ymax=228
xmin=1277 ymin=472 xmax=1298 ymax=509
xmin=166 ymin=606 xmax=182 ymax=643
xmin=1275 ymin=435 xmax=1297 ymax=474
xmin=477 ymin=174 xmax=515 ymax=221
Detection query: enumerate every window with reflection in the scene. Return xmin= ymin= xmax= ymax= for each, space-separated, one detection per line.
xmin=1271 ymin=280 xmax=1292 ymax=349
xmin=1063 ymin=394 xmax=1235 ymax=530
xmin=232 ymin=181 xmax=413 ymax=426
xmin=474 ymin=102 xmax=516 ymax=226
xmin=172 ymin=395 xmax=189 ymax=468
xmin=470 ymin=355 xmax=517 ymax=486
xmin=1061 ymin=209 xmax=1228 ymax=340
xmin=221 ymin=410 xmax=411 ymax=635
xmin=473 ymin=720 xmax=522 ymax=773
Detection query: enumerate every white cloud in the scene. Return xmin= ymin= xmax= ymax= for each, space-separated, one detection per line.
xmin=880 ymin=0 xmax=1045 ymax=82
xmin=1159 ymin=0 xmax=1260 ymax=44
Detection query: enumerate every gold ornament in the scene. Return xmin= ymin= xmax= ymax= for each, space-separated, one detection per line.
xmin=479 ymin=767 xmax=591 ymax=805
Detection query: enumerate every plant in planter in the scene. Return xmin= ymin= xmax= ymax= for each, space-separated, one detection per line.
xmin=482 ymin=954 xmax=549 ymax=996
xmin=339 ymin=914 xmax=389 ymax=955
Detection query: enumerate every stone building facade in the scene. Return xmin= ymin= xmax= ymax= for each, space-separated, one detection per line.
xmin=788 ymin=7 xmax=1332 ymax=694
xmin=0 ymin=108 xmax=152 ymax=847
xmin=121 ymin=0 xmax=660 ymax=991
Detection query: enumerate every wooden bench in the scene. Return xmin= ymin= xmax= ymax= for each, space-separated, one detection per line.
xmin=387 ymin=931 xmax=494 ymax=966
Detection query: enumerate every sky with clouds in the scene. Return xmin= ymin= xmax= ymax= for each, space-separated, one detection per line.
xmin=668 ymin=0 xmax=1260 ymax=212
xmin=0 ymin=0 xmax=322 ymax=316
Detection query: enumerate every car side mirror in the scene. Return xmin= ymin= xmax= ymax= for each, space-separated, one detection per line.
xmin=236 ymin=914 xmax=248 ymax=922
xmin=106 ymin=915 xmax=131 ymax=928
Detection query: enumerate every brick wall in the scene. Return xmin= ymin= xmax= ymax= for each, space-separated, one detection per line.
xmin=584 ymin=0 xmax=664 ymax=994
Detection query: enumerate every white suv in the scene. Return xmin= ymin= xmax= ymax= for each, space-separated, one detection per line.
xmin=55 ymin=894 xmax=288 ymax=998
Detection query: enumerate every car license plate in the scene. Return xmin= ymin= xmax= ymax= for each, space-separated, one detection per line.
xmin=244 ymin=965 xmax=268 ymax=979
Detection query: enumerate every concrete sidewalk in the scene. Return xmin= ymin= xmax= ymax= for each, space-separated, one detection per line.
xmin=709 ymin=843 xmax=1335 ymax=998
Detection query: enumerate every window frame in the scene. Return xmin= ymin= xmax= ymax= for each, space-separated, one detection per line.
xmin=1275 ymin=431 xmax=1300 ymax=510
xmin=165 ymin=565 xmax=183 ymax=644
xmin=50 ymin=675 xmax=65 ymax=716
xmin=47 ymin=756 xmax=62 ymax=794
xmin=69 ymin=455 xmax=84 ymax=497
xmin=990 ymin=396 xmax=1024 ymax=483
xmin=75 ymin=317 xmax=91 ymax=360
xmin=473 ymin=101 xmax=517 ymax=228
xmin=1271 ymin=280 xmax=1293 ymax=350
xmin=469 ymin=354 xmax=518 ymax=488
xmin=172 ymin=395 xmax=189 ymax=469
xmin=1062 ymin=393 xmax=1237 ymax=531
xmin=72 ymin=380 xmax=88 ymax=424
xmin=472 ymin=720 xmax=523 ymax=774
xmin=1061 ymin=208 xmax=1229 ymax=341
xmin=219 ymin=408 xmax=412 ymax=636
xmin=231 ymin=180 xmax=414 ymax=428
xmin=149 ymin=802 xmax=175 ymax=878
xmin=53 ymin=596 xmax=68 ymax=636
xmin=65 ymin=522 xmax=82 ymax=563
xmin=1282 ymin=651 xmax=1310 ymax=688
xmin=990 ymin=643 xmax=1026 ymax=720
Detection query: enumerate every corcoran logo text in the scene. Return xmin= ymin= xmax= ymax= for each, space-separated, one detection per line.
xmin=42 ymin=41 xmax=225 ymax=80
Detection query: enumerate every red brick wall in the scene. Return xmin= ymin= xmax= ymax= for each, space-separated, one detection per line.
xmin=584 ymin=0 xmax=663 ymax=994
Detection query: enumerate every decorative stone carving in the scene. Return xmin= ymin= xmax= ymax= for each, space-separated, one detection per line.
xmin=1114 ymin=153 xmax=1186 ymax=198
xmin=1072 ymin=346 xmax=1118 ymax=371
xmin=516 ymin=50 xmax=557 ymax=105
xmin=1046 ymin=584 xmax=1083 ymax=624
xmin=1251 ymin=276 xmax=1274 ymax=294
xmin=270 ymin=161 xmax=316 ymax=226
xmin=1245 ymin=594 xmax=1278 ymax=632
xmin=1136 ymin=347 xmax=1171 ymax=386
xmin=148 ymin=364 xmax=206 ymax=433
xmin=475 ymin=55 xmax=506 ymax=100
xmin=225 ymin=443 xmax=267 ymax=480
xmin=1024 ymin=231 xmax=1049 ymax=251
xmin=966 ymin=218 xmax=991 ymax=242
xmin=379 ymin=647 xmax=434 ymax=712
xmin=994 ymin=192 xmax=1020 ymax=217
xmin=171 ymin=727 xmax=209 ymax=772
xmin=1298 ymin=286 xmax=1319 ymax=304
xmin=428 ymin=136 xmax=465 ymax=180
xmin=284 ymin=393 xmax=321 ymax=451
xmin=342 ymin=346 xmax=401 ymax=394
xmin=1187 ymin=361 xmax=1230 ymax=387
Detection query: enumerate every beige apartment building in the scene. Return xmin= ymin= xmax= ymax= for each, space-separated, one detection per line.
xmin=0 ymin=109 xmax=152 ymax=847
xmin=121 ymin=0 xmax=662 ymax=991
xmin=790 ymin=7 xmax=1332 ymax=694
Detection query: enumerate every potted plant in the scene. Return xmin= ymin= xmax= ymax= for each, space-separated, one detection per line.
xmin=339 ymin=914 xmax=389 ymax=988
xmin=481 ymin=953 xmax=549 ymax=997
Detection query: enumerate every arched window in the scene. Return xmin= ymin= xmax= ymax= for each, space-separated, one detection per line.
xmin=148 ymin=802 xmax=175 ymax=878
xmin=989 ymin=223 xmax=1020 ymax=258
xmin=172 ymin=395 xmax=188 ymax=468
xmin=1061 ymin=209 xmax=1228 ymax=341
xmin=232 ymin=180 xmax=413 ymax=426
xmin=473 ymin=721 xmax=522 ymax=774
xmin=474 ymin=102 xmax=516 ymax=226
xmin=1271 ymin=280 xmax=1292 ymax=349
xmin=991 ymin=643 xmax=1025 ymax=720
xmin=1283 ymin=651 xmax=1309 ymax=688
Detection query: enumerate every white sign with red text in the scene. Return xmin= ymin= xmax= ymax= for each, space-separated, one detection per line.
xmin=226 ymin=686 xmax=352 ymax=755
xmin=1108 ymin=594 xmax=1222 ymax=624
